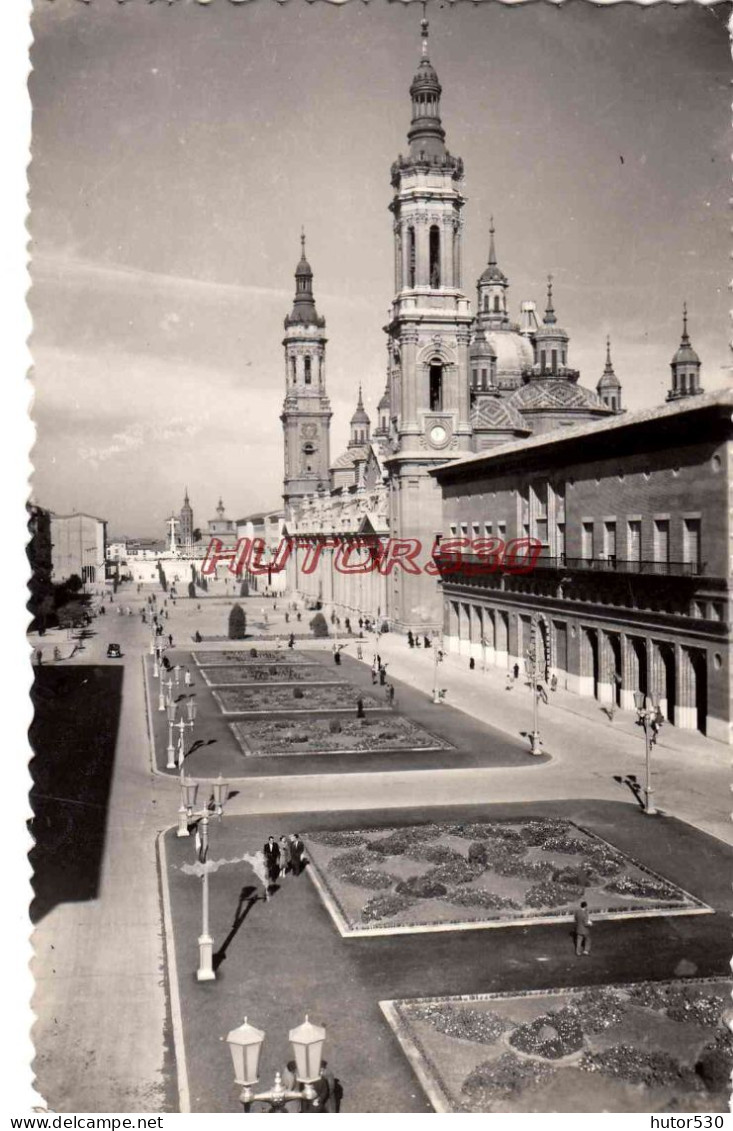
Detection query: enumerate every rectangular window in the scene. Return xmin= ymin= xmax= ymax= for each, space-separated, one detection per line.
xmin=683 ymin=518 xmax=701 ymax=570
xmin=460 ymin=523 xmax=468 ymax=538
xmin=581 ymin=522 xmax=594 ymax=560
xmin=472 ymin=523 xmax=480 ymax=539
xmin=484 ymin=522 xmax=493 ymax=537
xmin=449 ymin=523 xmax=457 ymax=537
xmin=654 ymin=519 xmax=670 ymax=564
xmin=535 ymin=518 xmax=548 ymax=545
xmin=627 ymin=520 xmax=641 ymax=563
xmin=604 ymin=521 xmax=617 ymax=562
xmin=498 ymin=521 xmax=507 ymax=538
xmin=556 ymin=522 xmax=566 ymax=561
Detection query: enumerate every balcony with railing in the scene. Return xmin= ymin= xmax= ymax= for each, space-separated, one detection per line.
xmin=433 ymin=547 xmax=706 ymax=580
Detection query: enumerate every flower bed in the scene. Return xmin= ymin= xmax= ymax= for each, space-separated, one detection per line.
xmin=193 ymin=649 xmax=315 ymax=666
xmin=201 ymin=664 xmax=344 ymax=686
xmin=385 ymin=978 xmax=732 ymax=1112
xmin=213 ymin=684 xmax=383 ymax=714
xmin=303 ymin=818 xmax=706 ymax=934
xmin=230 ymin=714 xmax=452 ymax=756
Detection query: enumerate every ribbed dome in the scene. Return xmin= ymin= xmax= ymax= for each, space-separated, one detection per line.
xmin=350 ymin=385 xmax=370 ymax=425
xmin=410 ymin=57 xmax=441 ymax=94
xmin=672 ymin=342 xmax=700 ymax=365
xmin=295 ymin=253 xmax=313 ymax=278
xmin=485 ymin=329 xmax=535 ymax=382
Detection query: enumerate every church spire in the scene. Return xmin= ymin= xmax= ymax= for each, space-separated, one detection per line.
xmin=596 ymin=335 xmax=622 ymax=411
xmin=488 ymin=216 xmax=497 ymax=267
xmin=667 ymin=302 xmax=703 ymax=402
xmin=543 ymin=275 xmax=557 ymax=326
xmin=285 ymin=229 xmax=324 ymax=328
xmin=407 ymin=2 xmax=446 ymax=161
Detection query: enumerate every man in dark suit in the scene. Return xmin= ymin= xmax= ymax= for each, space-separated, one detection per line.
xmin=263 ymin=837 xmax=280 ymax=891
xmin=290 ymin=833 xmax=305 ymax=876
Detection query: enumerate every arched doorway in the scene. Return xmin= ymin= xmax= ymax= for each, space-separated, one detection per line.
xmin=689 ymin=649 xmax=707 ymax=735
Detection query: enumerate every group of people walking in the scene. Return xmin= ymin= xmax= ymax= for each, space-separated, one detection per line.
xmin=262 ymin=833 xmax=306 ymax=897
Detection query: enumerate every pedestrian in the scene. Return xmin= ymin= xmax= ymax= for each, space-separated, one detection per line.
xmin=407 ymin=630 xmax=414 ymax=648
xmin=289 ymin=833 xmax=306 ymax=876
xmin=164 ymin=609 xmax=169 ymax=620
xmin=334 ymin=649 xmax=341 ymax=666
xmin=356 ymin=696 xmax=365 ymax=719
xmin=376 ymin=653 xmax=381 ymax=668
xmin=53 ymin=646 xmax=61 ymax=661
xmin=263 ymin=836 xmax=280 ymax=894
xmin=513 ymin=662 xmax=520 ymax=680
xmin=379 ymin=665 xmax=387 ymax=686
xmin=550 ymin=673 xmax=558 ymax=693
xmin=184 ymin=666 xmax=192 ymax=686
xmin=387 ymin=683 xmax=395 ymax=707
xmin=194 ymin=630 xmax=202 ymax=643
xmin=537 ymin=683 xmax=548 ymax=704
xmin=345 ymin=617 xmax=351 ymax=634
xmin=505 ymin=672 xmax=514 ymax=691
xmin=415 ymin=635 xmax=421 ymax=647
xmin=356 ymin=643 xmax=363 ymax=660
xmin=424 ymin=635 xmax=431 ymax=648
xmin=297 ymin=612 xmax=301 ymax=622
xmin=469 ymin=657 xmax=475 ymax=670
xmin=309 ymin=1063 xmax=338 ymax=1113
xmin=168 ymin=633 xmax=173 ymax=647
xmin=285 ymin=612 xmax=290 ymax=623
xmin=279 ymin=835 xmax=292 ymax=878
xmin=358 ymin=617 xmax=363 ymax=629
xmin=371 ymin=667 xmax=378 ymax=685
xmin=574 ymin=900 xmax=592 ymax=956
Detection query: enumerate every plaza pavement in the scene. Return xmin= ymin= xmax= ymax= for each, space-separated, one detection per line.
xmin=163 ymin=801 xmax=732 ymax=1113
xmin=27 ymin=581 xmax=732 ymax=1112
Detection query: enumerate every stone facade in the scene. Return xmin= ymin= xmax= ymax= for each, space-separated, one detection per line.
xmin=432 ymin=390 xmax=733 ymax=743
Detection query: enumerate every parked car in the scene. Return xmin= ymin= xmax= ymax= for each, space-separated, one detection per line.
xmin=106 ymin=643 xmax=122 ymax=658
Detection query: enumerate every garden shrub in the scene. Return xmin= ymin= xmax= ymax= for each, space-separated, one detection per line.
xmin=361 ymin=891 xmax=413 ymax=923
xmin=524 ymin=881 xmax=581 ymax=909
xmin=578 ymin=1046 xmax=699 ymax=1090
xmin=509 ymin=1008 xmax=584 ymax=1060
xmin=461 ymin=1054 xmax=556 ymax=1102
xmin=410 ymin=1003 xmax=510 ymax=1044
xmin=395 ymin=874 xmax=448 ymax=899
xmin=494 ymin=857 xmax=555 ymax=881
xmin=604 ymin=875 xmax=679 ymax=901
xmin=228 ymin=603 xmax=246 ymax=640
xmin=328 ymin=718 xmax=342 ymax=734
xmin=570 ymin=988 xmax=627 ymax=1033
xmin=427 ymin=858 xmax=482 ymax=886
xmin=293 ymin=687 xmax=305 ymax=699
xmin=310 ymin=612 xmax=329 ymax=638
xmin=307 ymin=830 xmax=367 ymax=848
xmin=446 ymin=888 xmax=520 ymax=911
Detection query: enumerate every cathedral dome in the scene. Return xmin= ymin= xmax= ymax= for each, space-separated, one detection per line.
xmin=484 ymin=329 xmax=535 ymax=385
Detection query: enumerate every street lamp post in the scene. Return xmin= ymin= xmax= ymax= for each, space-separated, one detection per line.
xmin=173 ymin=697 xmax=197 ymax=769
xmin=159 ymin=673 xmax=173 ymax=712
xmin=633 ymin=691 xmax=662 ymax=815
xmin=165 ymin=700 xmax=178 ymax=769
xmin=183 ymin=775 xmax=230 ymax=980
xmin=226 ymin=1016 xmax=326 ymax=1112
xmin=525 ymin=640 xmax=543 ymax=756
xmin=431 ymin=628 xmax=444 ymax=704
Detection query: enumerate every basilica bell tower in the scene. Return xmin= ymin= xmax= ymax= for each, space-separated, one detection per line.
xmin=384 ymin=13 xmax=473 ymax=630
xmin=281 ymin=234 xmax=332 ymax=516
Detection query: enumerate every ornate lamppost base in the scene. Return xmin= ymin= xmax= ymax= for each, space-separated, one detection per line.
xmin=177 ymin=807 xmax=190 ymax=837
xmin=529 ymin=732 xmax=543 ymax=756
xmin=197 ymin=933 xmax=216 ymax=981
xmin=166 ymin=746 xmax=176 ymax=770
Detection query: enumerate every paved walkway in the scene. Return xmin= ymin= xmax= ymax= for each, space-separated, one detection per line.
xmin=27 ymin=582 xmax=732 ymax=1112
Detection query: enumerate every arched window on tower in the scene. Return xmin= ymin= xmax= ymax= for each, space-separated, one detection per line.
xmin=429 ymin=361 xmax=443 ymax=411
xmin=407 ymin=227 xmax=416 ymax=288
xmin=551 ymin=349 xmax=558 ymax=375
xmin=429 ymin=226 xmax=441 ymax=289
xmin=304 ymin=356 xmax=312 ymax=385
xmin=290 ymin=357 xmax=296 ymax=383
xmin=483 ymin=295 xmax=489 ymax=312
xmin=493 ymin=295 xmax=500 ymax=313
xmin=303 ymin=441 xmax=315 ymax=473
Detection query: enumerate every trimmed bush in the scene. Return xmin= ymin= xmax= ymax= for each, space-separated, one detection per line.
xmin=310 ymin=612 xmax=329 ymax=638
xmin=228 ymin=604 xmax=247 ymax=640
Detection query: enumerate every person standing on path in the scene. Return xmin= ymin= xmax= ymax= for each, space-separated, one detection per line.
xmin=574 ymin=901 xmax=592 ymax=956
xmin=263 ymin=836 xmax=280 ymax=895
xmin=290 ymin=833 xmax=305 ymax=876
xmin=386 ymin=683 xmax=395 ymax=708
xmin=278 ymin=835 xmax=292 ymax=878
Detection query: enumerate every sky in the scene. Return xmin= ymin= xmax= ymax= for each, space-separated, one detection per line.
xmin=28 ymin=0 xmax=731 ymax=537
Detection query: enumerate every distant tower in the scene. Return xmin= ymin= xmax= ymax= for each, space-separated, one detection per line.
xmin=476 ymin=219 xmax=509 ymax=328
xmin=179 ymin=487 xmax=194 ymax=551
xmin=348 ymin=386 xmax=371 ymax=448
xmin=216 ymin=497 xmax=225 ymax=521
xmin=667 ymin=304 xmax=703 ymax=401
xmin=281 ymin=233 xmax=332 ymax=515
xmin=373 ymin=376 xmax=391 ymax=450
xmin=529 ymin=276 xmax=572 ymax=380
xmin=471 ymin=219 xmax=534 ymax=391
xmin=596 ymin=337 xmax=623 ymax=412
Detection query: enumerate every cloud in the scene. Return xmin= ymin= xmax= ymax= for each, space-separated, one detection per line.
xmin=77 ymin=417 xmax=204 ymax=468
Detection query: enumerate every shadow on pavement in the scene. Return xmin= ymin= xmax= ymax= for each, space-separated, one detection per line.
xmin=29 ymin=664 xmax=123 ymax=923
